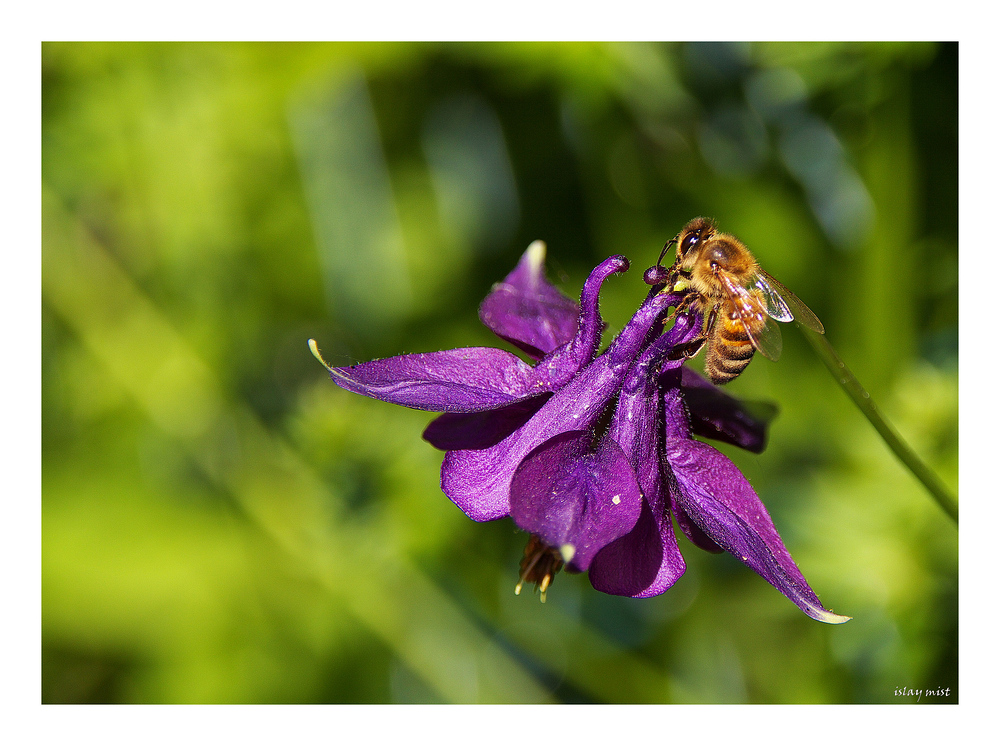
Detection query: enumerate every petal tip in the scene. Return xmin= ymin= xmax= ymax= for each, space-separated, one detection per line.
xmin=808 ymin=607 xmax=852 ymax=625
xmin=525 ymin=240 xmax=547 ymax=268
xmin=308 ymin=338 xmax=335 ymax=372
xmin=559 ymin=543 xmax=576 ymax=564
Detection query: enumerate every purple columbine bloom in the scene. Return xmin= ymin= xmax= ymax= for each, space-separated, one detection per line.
xmin=588 ymin=349 xmax=849 ymax=623
xmin=310 ymin=242 xmax=848 ymax=622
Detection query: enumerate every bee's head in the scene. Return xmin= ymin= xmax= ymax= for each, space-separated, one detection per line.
xmin=677 ymin=217 xmax=716 ymax=259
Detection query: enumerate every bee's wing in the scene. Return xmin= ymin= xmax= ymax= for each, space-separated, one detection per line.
xmin=717 ymin=272 xmax=783 ymax=361
xmin=752 ymin=271 xmax=825 ymax=334
xmin=747 ymin=306 xmax=783 ymax=361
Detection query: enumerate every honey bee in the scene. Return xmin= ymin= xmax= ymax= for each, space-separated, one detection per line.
xmin=663 ymin=217 xmax=825 ymax=384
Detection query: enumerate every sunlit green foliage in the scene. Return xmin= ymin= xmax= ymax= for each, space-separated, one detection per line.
xmin=42 ymin=42 xmax=957 ymax=703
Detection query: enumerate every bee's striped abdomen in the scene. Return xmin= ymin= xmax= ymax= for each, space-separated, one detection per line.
xmin=705 ymin=317 xmax=756 ymax=384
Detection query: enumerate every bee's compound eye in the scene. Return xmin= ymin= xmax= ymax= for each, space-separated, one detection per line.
xmin=680 ymin=232 xmax=701 ymax=254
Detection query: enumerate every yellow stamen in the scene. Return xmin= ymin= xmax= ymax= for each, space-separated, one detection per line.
xmin=516 ymin=534 xmax=564 ymax=603
xmin=539 ymin=574 xmax=551 ymax=594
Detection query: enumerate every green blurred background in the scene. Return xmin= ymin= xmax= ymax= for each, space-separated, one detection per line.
xmin=42 ymin=42 xmax=957 ymax=704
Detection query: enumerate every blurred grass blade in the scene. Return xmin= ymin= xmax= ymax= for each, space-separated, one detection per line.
xmin=290 ymin=70 xmax=412 ymax=333
xmin=41 ymin=185 xmax=552 ymax=703
xmin=499 ymin=598 xmax=673 ymax=703
xmin=804 ymin=329 xmax=958 ymax=523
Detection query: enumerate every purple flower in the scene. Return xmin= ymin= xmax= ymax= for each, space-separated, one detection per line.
xmin=311 ymin=242 xmax=848 ymax=623
xmin=589 ymin=356 xmax=849 ymax=624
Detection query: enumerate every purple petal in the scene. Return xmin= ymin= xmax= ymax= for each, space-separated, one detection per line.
xmin=662 ymin=361 xmax=692 ymax=440
xmin=665 ymin=366 xmax=758 ymax=550
xmin=422 ymin=395 xmax=551 ymax=451
xmin=589 ymin=314 xmax=702 ymax=597
xmin=331 ymin=255 xmax=632 ymax=416
xmin=680 ymin=367 xmax=775 ymax=454
xmin=327 ymin=347 xmax=544 ymax=412
xmin=665 ymin=437 xmax=850 ymax=624
xmin=509 ymin=432 xmax=642 ymax=572
xmin=441 ymin=291 xmax=683 ymax=522
xmin=479 ymin=240 xmax=582 ymax=359
xmin=590 ymin=501 xmax=683 ymax=597
xmin=669 ymin=480 xmax=724 ymax=554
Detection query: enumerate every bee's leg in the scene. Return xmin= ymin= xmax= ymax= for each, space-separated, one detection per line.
xmin=662 ymin=289 xmax=694 ymax=327
xmin=667 ymin=297 xmax=711 ymax=360
xmin=702 ymin=303 xmax=719 ymax=338
xmin=668 ymin=336 xmax=706 ymax=361
xmin=666 ymin=287 xmax=701 ymax=322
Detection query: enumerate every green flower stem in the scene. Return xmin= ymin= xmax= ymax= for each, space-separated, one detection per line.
xmin=803 ymin=329 xmax=958 ymax=524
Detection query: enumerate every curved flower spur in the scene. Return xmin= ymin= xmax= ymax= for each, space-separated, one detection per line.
xmin=310 ymin=240 xmax=848 ymax=623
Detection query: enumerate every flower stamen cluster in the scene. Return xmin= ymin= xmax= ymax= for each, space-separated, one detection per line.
xmin=515 ymin=534 xmax=565 ymax=603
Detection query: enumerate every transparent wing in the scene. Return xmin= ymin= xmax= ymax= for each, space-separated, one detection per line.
xmin=717 ymin=273 xmax=783 ymax=361
xmin=751 ymin=312 xmax=783 ymax=361
xmin=749 ymin=273 xmax=793 ymax=322
xmin=752 ymin=271 xmax=825 ymax=334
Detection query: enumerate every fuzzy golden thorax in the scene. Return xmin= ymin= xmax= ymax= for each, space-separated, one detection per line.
xmin=681 ymin=234 xmax=759 ymax=302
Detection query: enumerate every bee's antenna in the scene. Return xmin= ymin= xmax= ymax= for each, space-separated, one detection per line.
xmin=657 ymin=237 xmax=678 ymax=266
